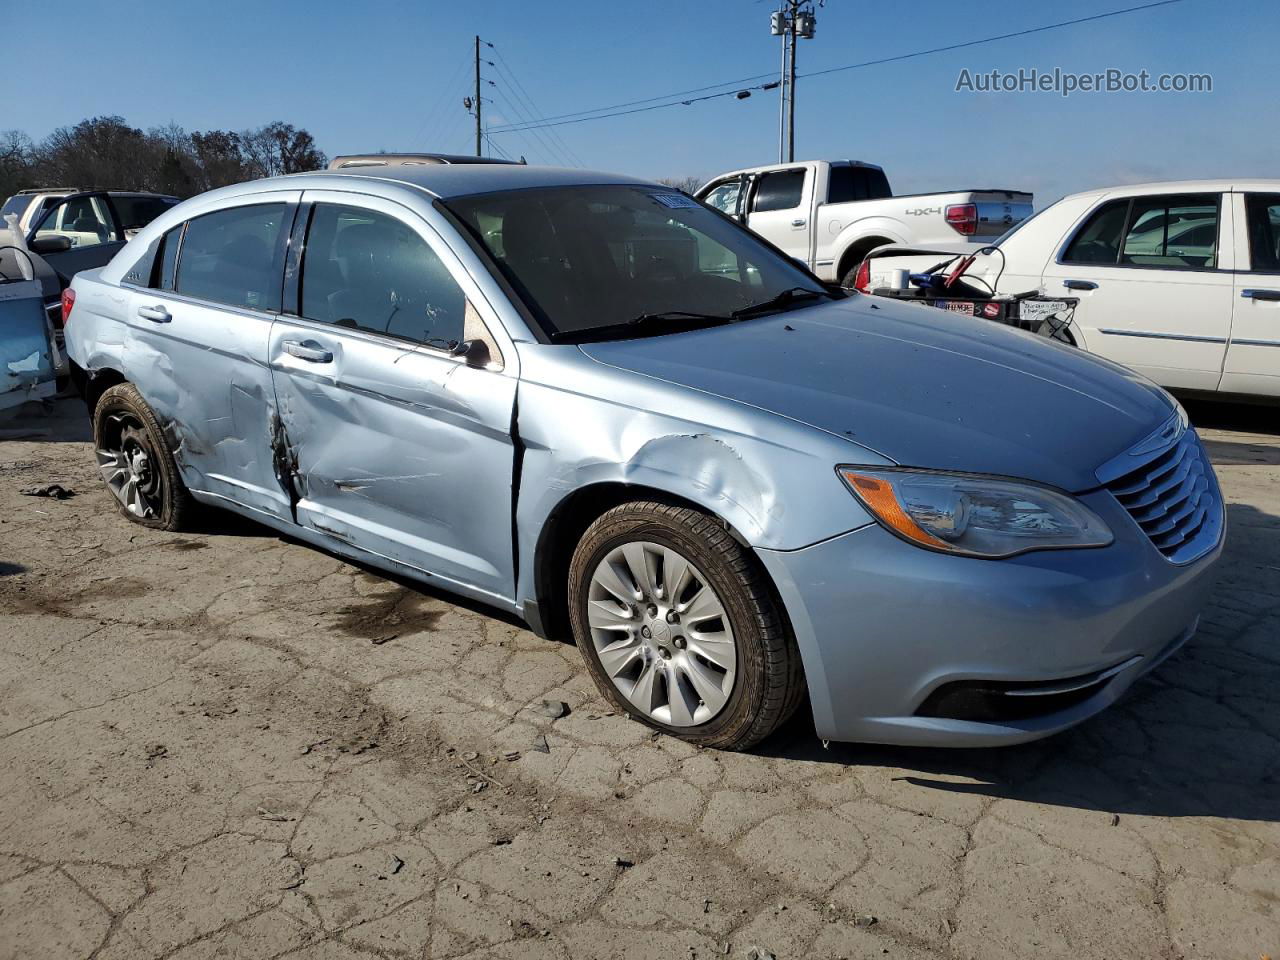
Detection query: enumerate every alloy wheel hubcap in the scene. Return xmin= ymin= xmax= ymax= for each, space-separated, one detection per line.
xmin=586 ymin=540 xmax=736 ymax=727
xmin=96 ymin=415 xmax=163 ymax=519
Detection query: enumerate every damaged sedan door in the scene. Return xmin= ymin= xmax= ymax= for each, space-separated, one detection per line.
xmin=267 ymin=192 xmax=518 ymax=603
xmin=118 ymin=193 xmax=301 ymax=520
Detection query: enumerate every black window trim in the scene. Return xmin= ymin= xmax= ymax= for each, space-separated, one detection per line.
xmin=1242 ymin=191 xmax=1280 ymax=276
xmin=285 ymin=197 xmax=475 ymax=357
xmin=1057 ymin=192 xmax=1224 ymax=274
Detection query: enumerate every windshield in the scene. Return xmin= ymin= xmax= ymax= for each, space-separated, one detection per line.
xmin=1 ymin=195 xmax=33 ymax=220
xmin=445 ymin=185 xmax=825 ymax=341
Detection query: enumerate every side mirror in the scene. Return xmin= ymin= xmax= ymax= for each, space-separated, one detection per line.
xmin=29 ymin=235 xmax=73 ymax=255
xmin=451 ymin=338 xmax=492 ymax=368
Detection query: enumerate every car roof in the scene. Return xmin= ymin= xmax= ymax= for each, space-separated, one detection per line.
xmin=1067 ymin=178 xmax=1280 ymax=201
xmin=284 ymin=163 xmax=657 ymax=199
xmin=703 ymin=159 xmax=886 ymax=182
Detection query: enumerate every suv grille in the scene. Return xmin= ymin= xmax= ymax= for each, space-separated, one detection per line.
xmin=1103 ymin=426 xmax=1221 ymax=564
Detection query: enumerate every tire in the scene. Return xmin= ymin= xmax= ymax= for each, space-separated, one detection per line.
xmin=568 ymin=501 xmax=805 ymax=750
xmin=92 ymin=383 xmax=195 ymax=531
xmin=1035 ymin=318 xmax=1077 ymax=346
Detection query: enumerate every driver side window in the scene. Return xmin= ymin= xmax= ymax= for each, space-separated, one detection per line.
xmin=299 ymin=204 xmax=467 ymax=350
xmin=703 ymin=179 xmax=743 ymax=216
xmin=31 ymin=195 xmax=120 ymax=251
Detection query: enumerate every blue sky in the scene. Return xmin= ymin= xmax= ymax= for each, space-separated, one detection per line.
xmin=5 ymin=0 xmax=1272 ymax=204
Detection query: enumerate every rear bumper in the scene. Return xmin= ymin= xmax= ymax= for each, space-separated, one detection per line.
xmin=756 ymin=490 xmax=1223 ymax=746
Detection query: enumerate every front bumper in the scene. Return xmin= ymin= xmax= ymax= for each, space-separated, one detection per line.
xmin=756 ymin=489 xmax=1223 ymax=746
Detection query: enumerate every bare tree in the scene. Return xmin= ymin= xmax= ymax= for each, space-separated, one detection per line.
xmin=0 ymin=118 xmax=330 ymax=202
xmin=656 ymin=175 xmax=704 ymax=194
xmin=239 ymin=122 xmax=327 ymax=179
xmin=0 ymin=130 xmax=34 ymax=201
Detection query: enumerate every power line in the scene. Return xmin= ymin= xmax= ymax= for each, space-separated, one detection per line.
xmin=489 ymin=81 xmax=575 ymax=166
xmin=482 ymin=132 xmax=514 ymax=161
xmin=489 ymin=45 xmax=587 ymax=166
xmin=491 ymin=0 xmax=1184 ymax=134
xmin=414 ymin=51 xmax=472 ymax=148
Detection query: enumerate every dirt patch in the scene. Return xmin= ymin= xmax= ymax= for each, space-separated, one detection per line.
xmin=331 ymin=587 xmax=445 ymax=641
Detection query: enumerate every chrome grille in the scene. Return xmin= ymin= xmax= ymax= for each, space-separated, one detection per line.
xmin=1102 ymin=423 xmax=1222 ymax=564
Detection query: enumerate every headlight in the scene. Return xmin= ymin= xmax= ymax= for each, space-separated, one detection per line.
xmin=838 ymin=467 xmax=1113 ymax=559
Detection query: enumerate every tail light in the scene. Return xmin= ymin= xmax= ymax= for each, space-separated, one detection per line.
xmin=852 ymin=259 xmax=871 ymax=292
xmin=59 ymin=287 xmax=75 ymax=329
xmin=945 ymin=203 xmax=978 ymax=236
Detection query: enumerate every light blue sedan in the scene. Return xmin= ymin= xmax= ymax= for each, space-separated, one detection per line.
xmin=62 ymin=164 xmax=1223 ymax=750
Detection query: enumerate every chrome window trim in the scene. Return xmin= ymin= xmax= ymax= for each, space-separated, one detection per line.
xmin=1054 ymin=192 xmax=1226 ymax=274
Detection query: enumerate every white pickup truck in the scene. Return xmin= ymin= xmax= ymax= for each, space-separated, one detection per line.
xmin=695 ymin=159 xmax=1033 ymax=286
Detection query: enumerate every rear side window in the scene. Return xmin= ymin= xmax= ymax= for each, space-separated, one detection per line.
xmin=752 ymin=170 xmax=805 ymax=212
xmin=827 ymin=165 xmax=892 ymax=203
xmin=1063 ymin=195 xmax=1220 ymax=269
xmin=1061 ymin=199 xmax=1129 ymax=264
xmin=1244 ymin=193 xmax=1280 ymax=272
xmin=1121 ymin=195 xmax=1218 ymax=269
xmin=113 ymin=196 xmax=178 ymax=232
xmin=299 ymin=203 xmax=467 ymax=349
xmin=175 ymin=204 xmax=287 ymax=310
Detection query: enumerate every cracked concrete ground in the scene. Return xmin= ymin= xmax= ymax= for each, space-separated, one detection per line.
xmin=1 ymin=396 xmax=1277 ymax=960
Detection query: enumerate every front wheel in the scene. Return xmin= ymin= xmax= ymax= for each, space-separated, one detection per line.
xmin=568 ymin=501 xmax=805 ymax=750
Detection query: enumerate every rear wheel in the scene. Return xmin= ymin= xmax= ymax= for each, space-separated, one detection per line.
xmin=93 ymin=383 xmax=194 ymax=530
xmin=568 ymin=501 xmax=805 ymax=750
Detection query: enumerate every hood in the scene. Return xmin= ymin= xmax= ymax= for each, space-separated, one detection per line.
xmin=579 ymin=297 xmax=1174 ymax=493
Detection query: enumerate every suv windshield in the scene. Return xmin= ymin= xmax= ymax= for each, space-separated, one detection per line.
xmin=446 ymin=185 xmax=829 ymax=341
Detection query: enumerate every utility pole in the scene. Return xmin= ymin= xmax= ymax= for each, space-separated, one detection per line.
xmin=474 ymin=34 xmax=483 ymax=157
xmin=771 ymin=2 xmax=817 ymax=163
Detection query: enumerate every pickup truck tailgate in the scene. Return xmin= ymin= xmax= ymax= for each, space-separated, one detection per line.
xmin=968 ymin=190 xmax=1034 ymax=238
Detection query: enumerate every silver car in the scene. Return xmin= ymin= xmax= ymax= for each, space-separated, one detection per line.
xmin=63 ymin=165 xmax=1224 ymax=750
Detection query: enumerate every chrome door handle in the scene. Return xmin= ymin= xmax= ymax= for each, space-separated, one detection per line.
xmin=791 ymin=218 xmax=807 ymax=227
xmin=1241 ymin=288 xmax=1280 ymax=301
xmin=137 ymin=305 xmax=171 ymax=323
xmin=282 ymin=339 xmax=333 ymax=363
xmin=1063 ymin=279 xmax=1098 ymax=291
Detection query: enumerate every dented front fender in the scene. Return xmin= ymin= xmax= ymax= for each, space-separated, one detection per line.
xmin=513 ymin=344 xmax=882 ymax=609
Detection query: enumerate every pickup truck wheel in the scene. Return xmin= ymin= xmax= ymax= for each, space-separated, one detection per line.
xmin=93 ymin=383 xmax=195 ymax=531
xmin=568 ymin=501 xmax=805 ymax=751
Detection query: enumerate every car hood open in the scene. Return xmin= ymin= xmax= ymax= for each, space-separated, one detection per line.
xmin=578 ymin=297 xmax=1175 ymax=493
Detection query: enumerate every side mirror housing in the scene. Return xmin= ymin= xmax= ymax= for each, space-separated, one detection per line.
xmin=29 ymin=235 xmax=73 ymax=255
xmin=451 ymin=338 xmax=492 ymax=368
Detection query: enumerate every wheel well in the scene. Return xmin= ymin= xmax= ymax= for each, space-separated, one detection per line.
xmin=836 ymin=236 xmax=893 ymax=284
xmin=530 ymin=483 xmax=748 ymax=642
xmin=78 ymin=363 xmax=127 ymax=415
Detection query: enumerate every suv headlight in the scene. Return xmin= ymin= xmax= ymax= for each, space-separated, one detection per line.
xmin=838 ymin=467 xmax=1113 ymax=559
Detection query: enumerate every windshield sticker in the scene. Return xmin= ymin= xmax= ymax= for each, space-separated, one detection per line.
xmin=650 ymin=193 xmax=698 ymax=209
